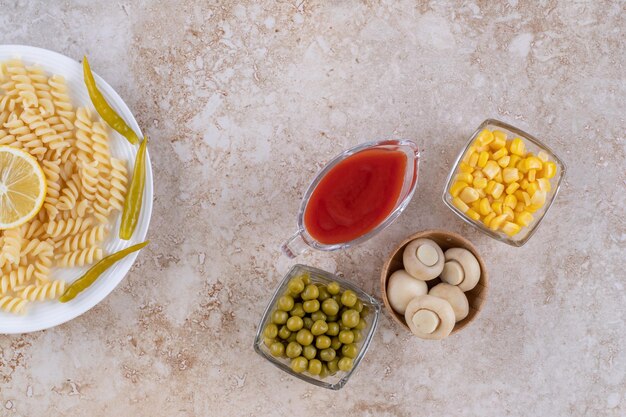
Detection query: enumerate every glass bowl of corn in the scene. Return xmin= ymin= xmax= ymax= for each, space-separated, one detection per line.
xmin=442 ymin=119 xmax=566 ymax=247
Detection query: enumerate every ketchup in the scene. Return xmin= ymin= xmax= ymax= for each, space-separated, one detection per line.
xmin=304 ymin=148 xmax=407 ymax=244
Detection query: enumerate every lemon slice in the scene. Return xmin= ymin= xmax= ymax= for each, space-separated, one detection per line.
xmin=0 ymin=146 xmax=47 ymax=230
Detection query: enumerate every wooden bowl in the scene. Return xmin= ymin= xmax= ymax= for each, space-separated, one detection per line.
xmin=380 ymin=229 xmax=488 ymax=335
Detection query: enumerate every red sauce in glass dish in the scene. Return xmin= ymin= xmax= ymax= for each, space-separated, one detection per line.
xmin=304 ymin=148 xmax=407 ymax=244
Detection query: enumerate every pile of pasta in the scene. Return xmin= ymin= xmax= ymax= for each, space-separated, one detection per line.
xmin=0 ymin=58 xmax=129 ymax=314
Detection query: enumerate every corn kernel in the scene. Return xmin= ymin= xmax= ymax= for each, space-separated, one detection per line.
xmin=466 ymin=209 xmax=481 ymax=221
xmin=455 ymin=172 xmax=473 ymax=184
xmin=497 ymin=155 xmax=510 ymax=168
xmin=502 ymin=167 xmax=519 ymax=183
xmin=502 ymin=221 xmax=521 ymax=236
xmin=483 ymin=212 xmax=496 ymax=227
xmin=505 ymin=182 xmax=520 ymax=195
xmin=452 ymin=197 xmax=469 ymax=213
xmin=515 ymin=211 xmax=534 ymax=227
xmin=503 ymin=206 xmax=515 ymax=220
xmin=473 ymin=170 xmax=485 ymax=179
xmin=477 ymin=151 xmax=490 ymax=168
xmin=459 ymin=187 xmax=480 ymax=203
xmin=482 ymin=160 xmax=500 ymax=180
xmin=514 ymin=190 xmax=525 ymax=201
xmin=459 ymin=162 xmax=474 ymax=174
xmin=476 ymin=187 xmax=486 ymax=198
xmin=475 ymin=129 xmax=494 ymax=146
xmin=537 ymin=178 xmax=551 ymax=192
xmin=485 ymin=180 xmax=496 ymax=194
xmin=479 ymin=198 xmax=492 ymax=215
xmin=508 ymin=154 xmax=522 ymax=168
xmin=526 ymin=156 xmax=542 ymax=170
xmin=491 ymin=201 xmax=503 ymax=215
xmin=527 ymin=182 xmax=538 ymax=196
xmin=517 ymin=158 xmax=529 ymax=173
xmin=526 ymin=204 xmax=540 ymax=213
xmin=520 ymin=178 xmax=529 ymax=190
xmin=449 ymin=181 xmax=469 ymax=197
xmin=542 ymin=161 xmax=557 ymax=179
xmin=469 ymin=152 xmax=479 ymax=167
xmin=504 ymin=194 xmax=517 ymax=209
xmin=528 ymin=169 xmax=536 ymax=182
xmin=537 ymin=151 xmax=549 ymax=162
xmin=462 ymin=145 xmax=477 ymax=163
xmin=531 ymin=190 xmax=546 ymax=207
xmin=489 ymin=214 xmax=508 ymax=231
xmin=490 ymin=182 xmax=505 ymax=199
xmin=490 ymin=130 xmax=507 ymax=150
xmin=495 ymin=171 xmax=503 ymax=183
xmin=471 ymin=200 xmax=481 ymax=212
xmin=492 ymin=147 xmax=508 ymax=160
xmin=521 ymin=191 xmax=531 ymax=206
xmin=473 ymin=177 xmax=488 ymax=189
xmin=514 ymin=201 xmax=525 ymax=212
xmin=510 ymin=138 xmax=525 ymax=156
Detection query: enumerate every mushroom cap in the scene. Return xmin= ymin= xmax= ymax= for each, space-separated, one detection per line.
xmin=443 ymin=248 xmax=481 ymax=292
xmin=387 ymin=270 xmax=428 ymax=315
xmin=429 ymin=283 xmax=469 ymax=322
xmin=404 ymin=295 xmax=455 ymax=340
xmin=402 ymin=238 xmax=445 ymax=281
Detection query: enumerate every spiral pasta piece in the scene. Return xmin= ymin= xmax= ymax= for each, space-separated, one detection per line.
xmin=19 ymin=280 xmax=65 ymax=301
xmin=46 ymin=217 xmax=93 ymax=239
xmin=33 ymin=245 xmax=53 ymax=282
xmin=41 ymin=159 xmax=61 ymax=219
xmin=57 ymin=173 xmax=81 ymax=211
xmin=0 ymin=265 xmax=36 ymax=294
xmin=55 ymin=246 xmax=103 ymax=268
xmin=109 ymin=158 xmax=128 ymax=211
xmin=79 ymin=160 xmax=99 ymax=201
xmin=48 ymin=75 xmax=74 ymax=123
xmin=91 ymin=121 xmax=111 ymax=174
xmin=0 ymin=295 xmax=28 ymax=314
xmin=56 ymin=225 xmax=107 ymax=253
xmin=1 ymin=227 xmax=23 ymax=267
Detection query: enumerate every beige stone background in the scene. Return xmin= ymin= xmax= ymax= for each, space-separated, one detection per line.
xmin=0 ymin=0 xmax=625 ymax=416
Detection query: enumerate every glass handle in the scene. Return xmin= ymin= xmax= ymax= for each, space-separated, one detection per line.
xmin=281 ymin=231 xmax=309 ymax=258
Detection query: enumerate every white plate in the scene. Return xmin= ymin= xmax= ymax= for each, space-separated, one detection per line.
xmin=0 ymin=45 xmax=153 ymax=333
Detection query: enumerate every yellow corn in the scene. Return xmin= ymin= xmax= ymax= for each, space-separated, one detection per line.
xmin=475 ymin=129 xmax=494 ymax=146
xmin=497 ymin=155 xmax=510 ymax=168
xmin=514 ymin=201 xmax=525 ymax=212
xmin=537 ymin=178 xmax=551 ymax=192
xmin=530 ymin=190 xmax=546 ymax=207
xmin=502 ymin=167 xmax=519 ymax=183
xmin=485 ymin=180 xmax=496 ymax=194
xmin=479 ymin=198 xmax=492 ymax=215
xmin=495 ymin=171 xmax=503 ymax=183
xmin=482 ymin=160 xmax=500 ymax=180
xmin=490 ymin=182 xmax=504 ymax=199
xmin=490 ymin=130 xmax=507 ymax=150
xmin=542 ymin=161 xmax=557 ymax=179
xmin=471 ymin=200 xmax=481 ymax=212
xmin=517 ymin=158 xmax=529 ymax=173
xmin=476 ymin=187 xmax=486 ymax=198
xmin=473 ymin=170 xmax=485 ymax=179
xmin=459 ymin=162 xmax=473 ymax=173
xmin=515 ymin=211 xmax=534 ymax=227
xmin=508 ymin=154 xmax=522 ymax=168
xmin=492 ymin=201 xmax=503 ymax=215
xmin=520 ymin=178 xmax=529 ymax=190
xmin=477 ymin=151 xmax=489 ymax=168
xmin=459 ymin=187 xmax=480 ymax=203
xmin=466 ymin=209 xmax=481 ymax=221
xmin=473 ymin=177 xmax=488 ymax=189
xmin=449 ymin=181 xmax=469 ymax=197
xmin=489 ymin=214 xmax=508 ymax=231
xmin=510 ymin=138 xmax=525 ymax=156
xmin=537 ymin=151 xmax=549 ymax=162
xmin=505 ymin=182 xmax=520 ymax=195
xmin=483 ymin=212 xmax=496 ymax=227
xmin=502 ymin=221 xmax=521 ymax=236
xmin=504 ymin=194 xmax=517 ymax=209
xmin=514 ymin=190 xmax=525 ymax=201
xmin=462 ymin=145 xmax=477 ymax=163
xmin=503 ymin=206 xmax=514 ymax=220
xmin=469 ymin=152 xmax=479 ymax=167
xmin=452 ymin=197 xmax=469 ymax=213
xmin=527 ymin=182 xmax=538 ymax=196
xmin=455 ymin=172 xmax=473 ymax=184
xmin=528 ymin=169 xmax=536 ymax=182
xmin=526 ymin=156 xmax=542 ymax=170
xmin=521 ymin=191 xmax=531 ymax=206
xmin=492 ymin=147 xmax=508 ymax=160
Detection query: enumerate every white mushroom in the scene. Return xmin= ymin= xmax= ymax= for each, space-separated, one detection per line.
xmin=402 ymin=238 xmax=444 ymax=281
xmin=440 ymin=248 xmax=481 ymax=292
xmin=404 ymin=295 xmax=455 ymax=340
xmin=429 ymin=283 xmax=469 ymax=322
xmin=386 ymin=270 xmax=428 ymax=315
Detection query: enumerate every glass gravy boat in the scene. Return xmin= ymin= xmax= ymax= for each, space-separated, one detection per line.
xmin=281 ymin=140 xmax=420 ymax=258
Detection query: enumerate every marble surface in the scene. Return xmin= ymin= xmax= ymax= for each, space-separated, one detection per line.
xmin=0 ymin=0 xmax=624 ymax=415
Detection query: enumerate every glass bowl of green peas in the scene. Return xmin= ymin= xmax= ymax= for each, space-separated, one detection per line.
xmin=254 ymin=264 xmax=381 ymax=390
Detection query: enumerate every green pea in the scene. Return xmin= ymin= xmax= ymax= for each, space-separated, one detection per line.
xmin=300 ymin=273 xmax=311 ymax=285
xmin=302 ymin=345 xmax=317 ymax=360
xmin=272 ymin=310 xmax=288 ymax=325
xmin=303 ymin=299 xmax=320 ymax=313
xmin=352 ymin=330 xmax=363 ymax=343
xmin=315 ymin=335 xmax=331 ymax=349
xmin=327 ymin=281 xmax=341 ymax=295
xmin=326 ymin=322 xmax=340 ymax=336
xmin=286 ymin=316 xmax=303 ymax=332
xmin=269 ymin=342 xmax=285 ymax=357
xmin=263 ymin=337 xmax=275 ymax=347
xmin=291 ymin=356 xmax=308 ymax=373
xmin=327 ymin=358 xmax=339 ymax=373
xmin=287 ymin=277 xmax=305 ymax=295
xmin=308 ymin=358 xmax=322 ymax=375
xmin=319 ymin=348 xmax=336 ymax=362
xmin=354 ymin=299 xmax=364 ymax=313
xmin=317 ymin=286 xmax=330 ymax=301
xmin=303 ymin=317 xmax=314 ymax=330
xmin=341 ymin=290 xmax=357 ymax=307
xmin=341 ymin=309 xmax=360 ymax=328
xmin=290 ymin=303 xmax=305 ymax=318
xmin=338 ymin=357 xmax=353 ymax=371
xmin=341 ymin=343 xmax=358 ymax=359
xmin=319 ymin=363 xmax=329 ymax=379
xmin=286 ymin=341 xmax=302 ymax=358
xmin=310 ymin=310 xmax=327 ymax=322
xmin=301 ymin=284 xmax=319 ymax=301
xmin=277 ymin=295 xmax=294 ymax=311
xmin=311 ymin=320 xmax=328 ymax=336
xmin=296 ymin=329 xmax=314 ymax=346
xmin=263 ymin=323 xmax=278 ymax=339
xmin=278 ymin=325 xmax=291 ymax=340
xmin=355 ymin=317 xmax=367 ymax=330
xmin=332 ymin=294 xmax=343 ymax=306
xmin=338 ymin=329 xmax=354 ymax=344
xmin=330 ymin=336 xmax=342 ymax=351
xmin=321 ymin=299 xmax=339 ymax=316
